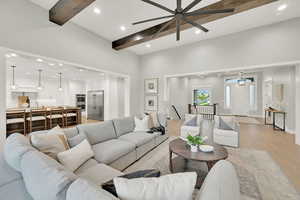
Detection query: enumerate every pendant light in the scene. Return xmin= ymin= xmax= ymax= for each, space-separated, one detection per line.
xmin=11 ymin=65 xmax=17 ymax=90
xmin=37 ymin=69 xmax=43 ymax=90
xmin=58 ymin=72 xmax=63 ymax=91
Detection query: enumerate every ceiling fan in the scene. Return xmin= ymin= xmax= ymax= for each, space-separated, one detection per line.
xmin=132 ymin=0 xmax=235 ymax=41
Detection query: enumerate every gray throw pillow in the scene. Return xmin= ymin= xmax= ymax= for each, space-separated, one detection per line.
xmin=219 ymin=118 xmax=233 ymax=130
xmin=184 ymin=116 xmax=197 ymax=127
xmin=68 ymin=134 xmax=87 ymax=148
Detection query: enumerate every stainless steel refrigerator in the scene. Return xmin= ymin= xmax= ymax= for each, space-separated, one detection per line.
xmin=87 ymin=90 xmax=104 ymax=121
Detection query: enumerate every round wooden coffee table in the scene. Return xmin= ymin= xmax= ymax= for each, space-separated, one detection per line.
xmin=169 ymin=138 xmax=228 ymax=187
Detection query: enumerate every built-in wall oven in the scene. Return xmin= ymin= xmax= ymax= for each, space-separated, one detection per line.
xmin=76 ymin=94 xmax=86 ymax=111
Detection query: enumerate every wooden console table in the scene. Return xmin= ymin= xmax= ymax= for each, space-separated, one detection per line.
xmin=264 ymin=108 xmax=286 ymax=131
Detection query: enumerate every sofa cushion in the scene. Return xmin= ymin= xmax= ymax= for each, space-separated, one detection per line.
xmin=0 ymin=152 xmax=22 ymax=187
xmin=119 ymin=132 xmax=155 ymax=147
xmin=57 ymin=140 xmax=94 ymax=172
xmin=76 ymin=164 xmax=123 ymax=186
xmin=92 ymin=139 xmax=135 ymax=164
xmin=74 ymin=159 xmax=98 ymax=175
xmin=195 ymin=160 xmax=240 ymax=200
xmin=63 ymin=127 xmax=79 ymax=139
xmin=4 ymin=133 xmax=35 ymax=172
xmin=113 ymin=117 xmax=135 ymax=137
xmin=20 ymin=151 xmax=77 ymax=200
xmin=78 ymin=121 xmax=117 ymax=145
xmin=113 ymin=172 xmax=197 ymax=200
xmin=0 ymin=179 xmax=33 ymax=200
xmin=67 ymin=178 xmax=119 ymax=200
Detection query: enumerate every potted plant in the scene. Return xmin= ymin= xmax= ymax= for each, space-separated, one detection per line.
xmin=186 ymin=135 xmax=206 ymax=152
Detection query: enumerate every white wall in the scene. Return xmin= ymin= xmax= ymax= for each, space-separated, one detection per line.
xmin=140 ymin=18 xmax=300 ymax=113
xmin=295 ymin=65 xmax=300 ymax=145
xmin=0 ymin=0 xmax=141 ymax=148
xmin=0 ymin=49 xmax=6 ymax=151
xmin=0 ymin=0 xmax=141 ymax=114
xmin=262 ymin=66 xmax=296 ymax=133
xmin=167 ymin=73 xmax=263 ymax=118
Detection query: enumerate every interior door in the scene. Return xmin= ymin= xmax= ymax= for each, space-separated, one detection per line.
xmin=87 ymin=90 xmax=104 ymax=121
xmin=231 ymin=84 xmax=250 ymax=116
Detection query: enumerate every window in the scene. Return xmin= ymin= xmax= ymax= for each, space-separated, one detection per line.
xmin=225 ymin=85 xmax=231 ymax=109
xmin=193 ymin=89 xmax=211 ymax=106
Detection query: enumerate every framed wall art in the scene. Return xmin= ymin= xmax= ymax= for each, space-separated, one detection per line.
xmin=145 ymin=95 xmax=158 ymax=111
xmin=145 ymin=78 xmax=159 ymax=94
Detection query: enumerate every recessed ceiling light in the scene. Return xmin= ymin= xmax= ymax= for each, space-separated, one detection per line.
xmin=10 ymin=53 xmax=18 ymax=57
xmin=195 ymin=29 xmax=201 ymax=35
xmin=79 ymin=68 xmax=84 ymax=72
xmin=36 ymin=58 xmax=43 ymax=62
xmin=277 ymin=4 xmax=287 ymax=11
xmin=58 ymin=63 xmax=63 ymax=66
xmin=146 ymin=44 xmax=151 ymax=48
xmin=49 ymin=63 xmax=55 ymax=66
xmin=93 ymin=7 xmax=101 ymax=14
xmin=5 ymin=54 xmax=11 ymax=58
xmin=120 ymin=26 xmax=126 ymax=31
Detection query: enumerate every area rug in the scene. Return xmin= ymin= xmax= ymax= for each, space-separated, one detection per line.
xmin=125 ymin=139 xmax=300 ymax=200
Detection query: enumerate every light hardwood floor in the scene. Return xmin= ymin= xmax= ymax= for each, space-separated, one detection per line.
xmin=167 ymin=119 xmax=300 ymax=192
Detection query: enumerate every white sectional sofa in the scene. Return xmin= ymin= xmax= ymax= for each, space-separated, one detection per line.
xmin=0 ymin=116 xmax=240 ymax=200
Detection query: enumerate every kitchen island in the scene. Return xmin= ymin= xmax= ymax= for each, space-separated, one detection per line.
xmin=6 ymin=107 xmax=82 ymax=137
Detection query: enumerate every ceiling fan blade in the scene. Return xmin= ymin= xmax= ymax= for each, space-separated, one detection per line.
xmin=182 ymin=17 xmax=209 ymax=32
xmin=182 ymin=0 xmax=202 ymax=13
xmin=177 ymin=0 xmax=182 ymax=10
xmin=141 ymin=0 xmax=175 ymax=14
xmin=176 ymin=19 xmax=180 ymax=41
xmin=132 ymin=15 xmax=175 ymax=25
xmin=152 ymin=18 xmax=175 ymax=39
xmin=186 ymin=8 xmax=235 ymax=16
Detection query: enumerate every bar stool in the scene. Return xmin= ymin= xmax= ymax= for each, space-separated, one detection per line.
xmin=26 ymin=109 xmax=47 ymax=133
xmin=47 ymin=108 xmax=65 ymax=128
xmin=6 ymin=111 xmax=26 ymax=136
xmin=63 ymin=109 xmax=78 ymax=127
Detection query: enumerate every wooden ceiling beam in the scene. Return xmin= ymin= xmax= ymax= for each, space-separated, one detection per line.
xmin=49 ymin=0 xmax=96 ymax=26
xmin=112 ymin=0 xmax=279 ymax=50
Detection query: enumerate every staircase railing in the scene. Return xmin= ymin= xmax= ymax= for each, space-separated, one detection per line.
xmin=171 ymin=105 xmax=182 ymax=120
xmin=188 ymin=104 xmax=217 ymax=120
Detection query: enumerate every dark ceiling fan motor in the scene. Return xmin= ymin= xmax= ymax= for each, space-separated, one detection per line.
xmin=133 ymin=0 xmax=235 ymax=41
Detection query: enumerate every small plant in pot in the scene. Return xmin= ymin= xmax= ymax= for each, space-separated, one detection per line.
xmin=186 ymin=135 xmax=206 ymax=152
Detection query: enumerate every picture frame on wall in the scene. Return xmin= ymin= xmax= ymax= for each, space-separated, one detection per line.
xmin=145 ymin=95 xmax=158 ymax=111
xmin=145 ymin=78 xmax=159 ymax=94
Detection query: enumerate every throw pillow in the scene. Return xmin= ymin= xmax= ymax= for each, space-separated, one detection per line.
xmin=149 ymin=112 xmax=160 ymax=127
xmin=57 ymin=139 xmax=94 ymax=172
xmin=113 ymin=172 xmax=197 ymax=200
xmin=184 ymin=116 xmax=197 ymax=126
xmin=219 ymin=117 xmax=234 ymax=130
xmin=68 ymin=134 xmax=87 ymax=148
xmin=67 ymin=178 xmax=119 ymax=200
xmin=134 ymin=116 xmax=150 ymax=132
xmin=30 ymin=126 xmax=70 ymax=159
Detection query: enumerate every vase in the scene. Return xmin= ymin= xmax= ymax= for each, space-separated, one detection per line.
xmin=190 ymin=145 xmax=198 ymax=152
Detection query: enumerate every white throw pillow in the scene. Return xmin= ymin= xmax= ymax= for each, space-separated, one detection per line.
xmin=57 ymin=139 xmax=94 ymax=172
xmin=30 ymin=126 xmax=70 ymax=159
xmin=67 ymin=178 xmax=119 ymax=200
xmin=134 ymin=116 xmax=150 ymax=132
xmin=113 ymin=172 xmax=197 ymax=200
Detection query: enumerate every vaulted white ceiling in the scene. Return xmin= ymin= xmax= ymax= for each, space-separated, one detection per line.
xmin=28 ymin=0 xmax=300 ymax=55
